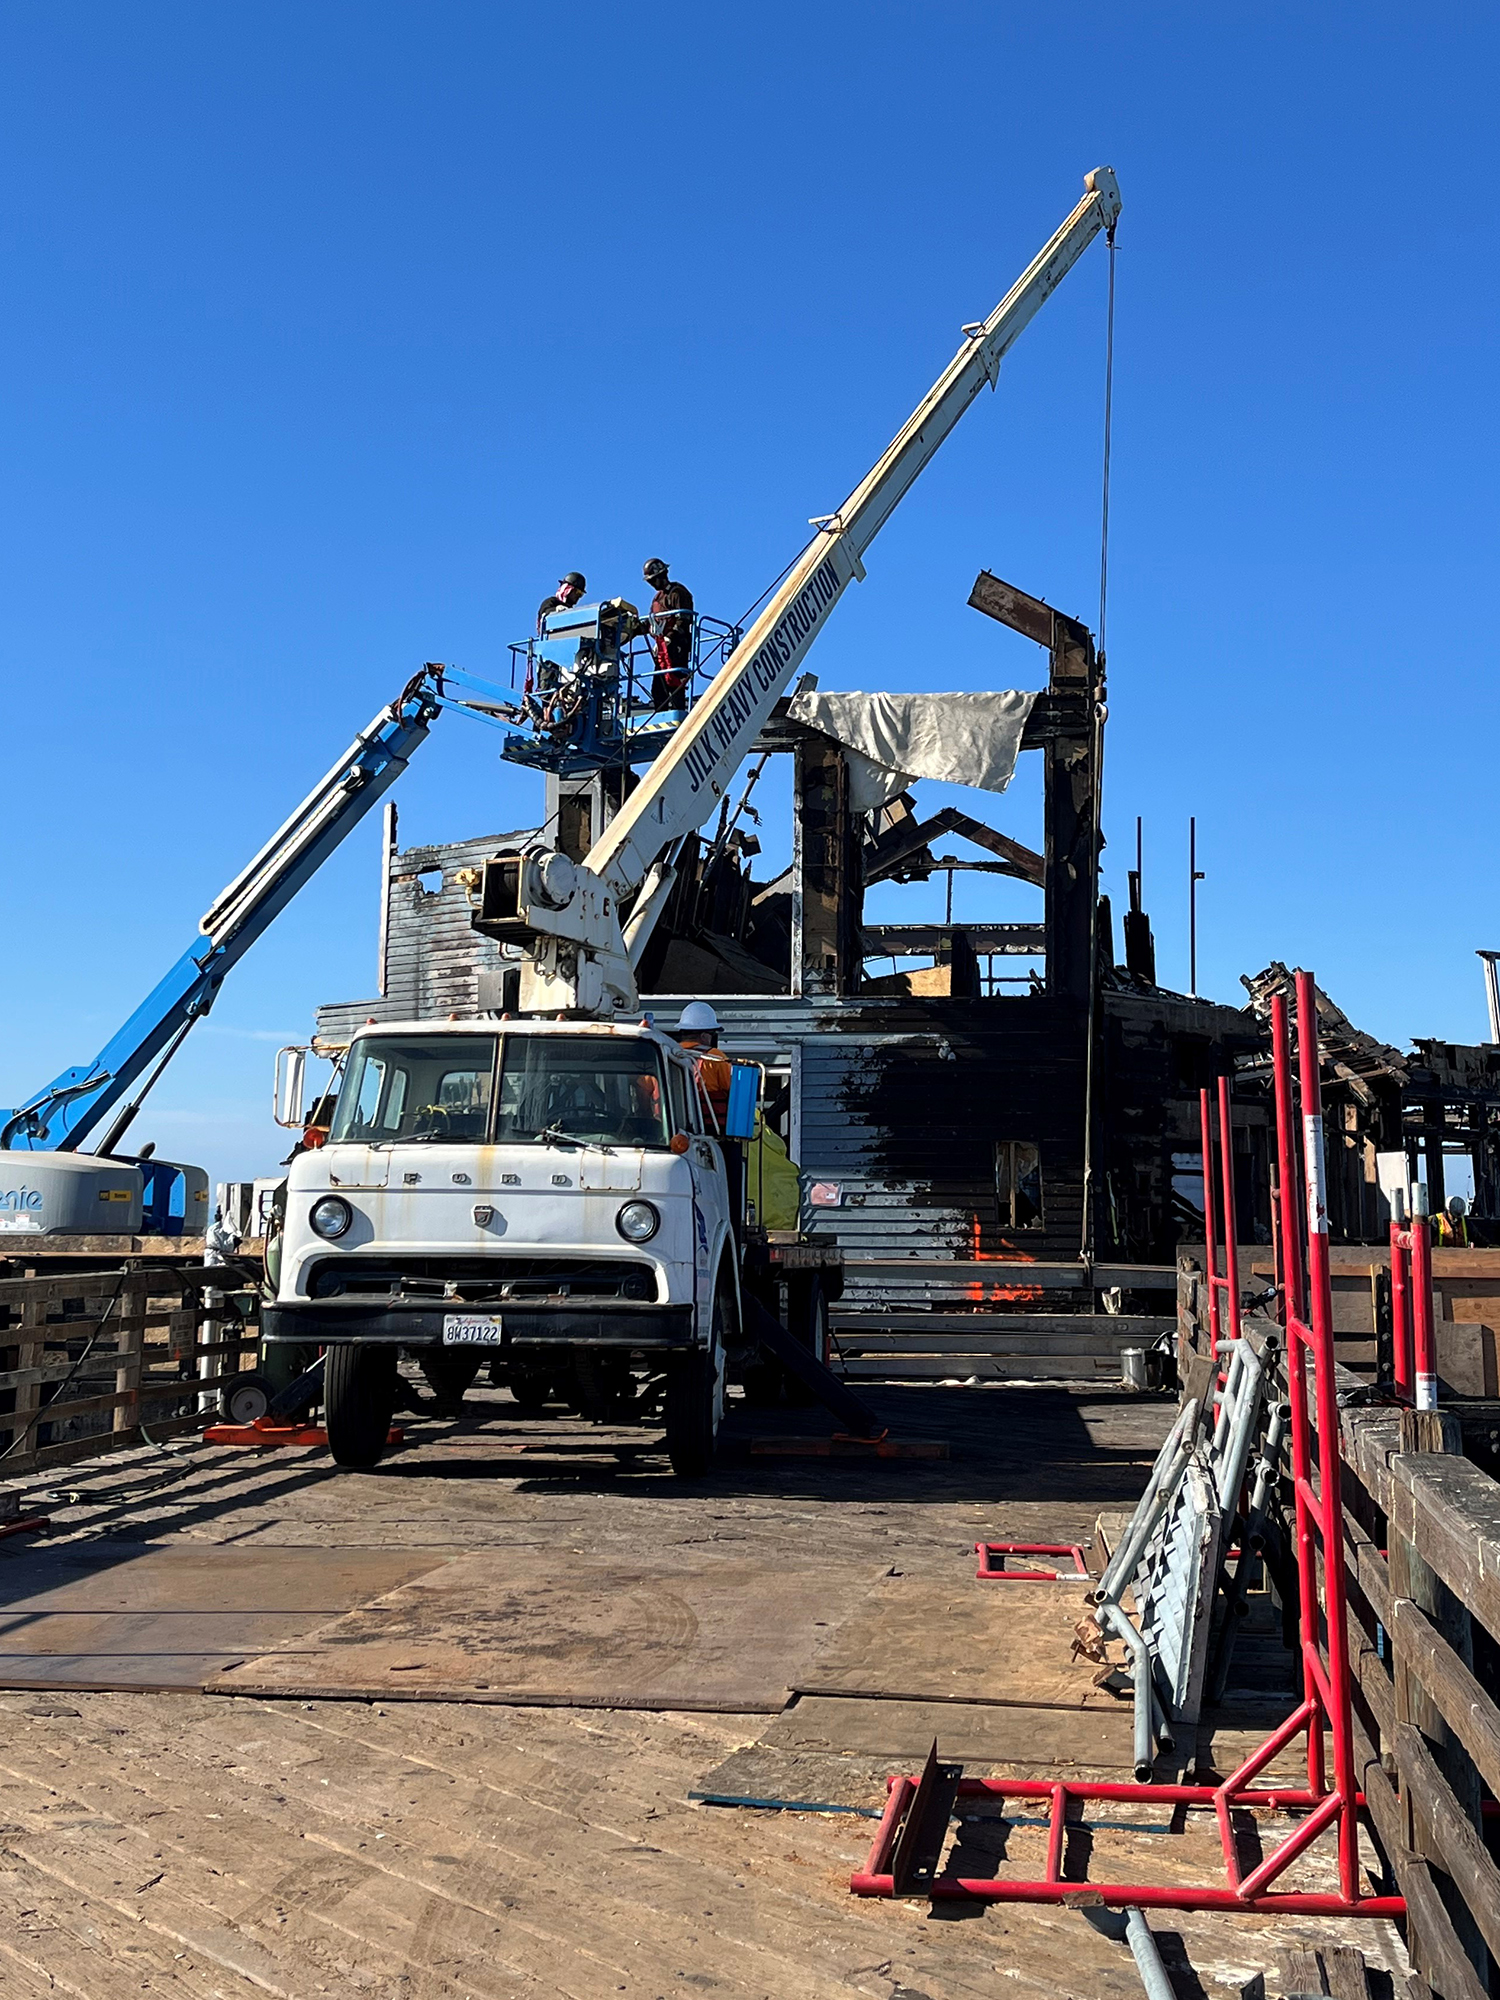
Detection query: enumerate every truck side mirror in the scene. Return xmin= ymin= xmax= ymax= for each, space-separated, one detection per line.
xmin=274 ymin=1046 xmax=308 ymax=1129
xmin=724 ymin=1064 xmax=761 ymax=1142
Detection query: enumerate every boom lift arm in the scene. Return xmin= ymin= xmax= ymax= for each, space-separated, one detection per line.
xmin=3 ymin=668 xmax=444 ymax=1153
xmin=473 ymin=167 xmax=1120 ymax=1013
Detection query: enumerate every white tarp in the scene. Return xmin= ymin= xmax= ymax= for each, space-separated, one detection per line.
xmin=787 ymin=689 xmax=1038 ymax=812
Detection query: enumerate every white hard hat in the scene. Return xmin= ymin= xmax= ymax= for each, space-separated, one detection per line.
xmin=677 ymin=1001 xmax=719 ymax=1033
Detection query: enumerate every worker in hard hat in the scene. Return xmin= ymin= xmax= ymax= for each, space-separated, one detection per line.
xmin=642 ymin=558 xmax=694 ymax=710
xmin=537 ymin=570 xmax=587 ymax=632
xmin=674 ymin=1001 xmax=732 ymax=1132
xmin=1434 ymin=1195 xmax=1470 ymax=1247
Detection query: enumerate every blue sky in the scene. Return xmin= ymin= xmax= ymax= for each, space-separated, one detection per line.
xmin=3 ymin=5 xmax=1497 ymax=1193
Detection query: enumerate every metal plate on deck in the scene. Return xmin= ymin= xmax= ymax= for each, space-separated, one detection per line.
xmin=207 ymin=1552 xmax=886 ymax=1711
xmin=0 ymin=1545 xmax=448 ymax=1691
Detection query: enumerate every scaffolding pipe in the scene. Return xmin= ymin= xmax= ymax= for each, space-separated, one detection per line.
xmin=1410 ymin=1182 xmax=1436 ymax=1411
xmin=1092 ymin=1408 xmax=1198 ymax=1607
xmin=1124 ymin=1909 xmax=1177 ymax=2000
xmin=1090 ymin=1394 xmax=1197 ymax=1600
xmin=1389 ymin=1184 xmax=1412 ymax=1398
xmin=1216 ymin=1072 xmax=1242 ymax=1343
xmin=1148 ymin=1678 xmax=1175 ymax=1757
xmin=1294 ymin=965 xmax=1361 ymax=1903
xmin=1097 ymin=1599 xmax=1155 ymax=1781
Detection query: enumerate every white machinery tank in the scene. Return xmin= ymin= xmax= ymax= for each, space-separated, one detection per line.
xmin=0 ymin=1154 xmax=145 ymax=1236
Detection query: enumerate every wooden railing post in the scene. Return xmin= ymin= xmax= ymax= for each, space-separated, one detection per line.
xmin=7 ymin=1288 xmax=46 ymax=1469
xmin=112 ymin=1277 xmax=145 ymax=1437
xmin=1389 ymin=1405 xmax=1489 ymax=1990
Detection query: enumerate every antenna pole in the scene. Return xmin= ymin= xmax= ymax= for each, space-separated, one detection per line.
xmin=1189 ymin=817 xmax=1204 ymax=997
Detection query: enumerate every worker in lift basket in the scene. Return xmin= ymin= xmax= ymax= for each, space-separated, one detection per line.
xmin=536 ymin=569 xmax=587 ymax=632
xmin=674 ymin=1000 xmax=732 ymax=1132
xmin=641 ymin=558 xmax=694 ymax=710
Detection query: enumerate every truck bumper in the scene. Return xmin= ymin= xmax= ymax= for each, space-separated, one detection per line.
xmin=260 ymin=1302 xmax=696 ymax=1350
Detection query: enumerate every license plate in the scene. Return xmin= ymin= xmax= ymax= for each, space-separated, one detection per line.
xmin=442 ymin=1315 xmax=504 ymax=1346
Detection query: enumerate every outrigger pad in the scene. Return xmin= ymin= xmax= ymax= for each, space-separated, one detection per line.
xmin=888 ymin=1740 xmax=963 ymax=1897
xmin=739 ymin=1293 xmax=883 ymax=1440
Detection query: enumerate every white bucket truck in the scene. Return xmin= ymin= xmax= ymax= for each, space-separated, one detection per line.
xmin=263 ymin=1017 xmax=739 ymax=1471
xmin=259 ymin=166 xmax=1120 ymax=1473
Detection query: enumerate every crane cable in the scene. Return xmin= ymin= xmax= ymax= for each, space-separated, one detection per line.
xmin=1080 ymin=223 xmax=1118 ymax=1268
xmin=1097 ymin=227 xmax=1117 ymax=654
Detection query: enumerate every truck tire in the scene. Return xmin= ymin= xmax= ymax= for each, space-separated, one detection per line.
xmin=665 ymin=1281 xmax=729 ymax=1478
xmin=325 ymin=1343 xmax=398 ymax=1469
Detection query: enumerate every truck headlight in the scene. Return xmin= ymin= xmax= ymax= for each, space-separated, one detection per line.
xmin=615 ymin=1199 xmax=659 ymax=1243
xmin=309 ymin=1195 xmax=353 ymax=1240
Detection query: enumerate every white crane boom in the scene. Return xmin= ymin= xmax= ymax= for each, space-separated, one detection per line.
xmin=590 ymin=165 xmax=1119 ymax=903
xmin=476 ymin=166 xmax=1119 ymax=1014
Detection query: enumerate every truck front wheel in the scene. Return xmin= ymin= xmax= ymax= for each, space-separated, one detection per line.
xmin=325 ymin=1343 xmax=398 ymax=1469
xmin=665 ymin=1282 xmax=729 ymax=1478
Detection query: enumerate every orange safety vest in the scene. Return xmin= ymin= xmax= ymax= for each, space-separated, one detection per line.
xmin=693 ymin=1048 xmax=733 ymax=1133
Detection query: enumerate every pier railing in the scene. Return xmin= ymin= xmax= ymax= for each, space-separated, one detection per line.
xmin=1183 ymin=1253 xmax=1500 ymax=1990
xmin=0 ymin=1264 xmax=259 ymax=1476
xmin=1336 ymin=1392 xmax=1500 ymax=2000
xmin=1180 ymin=1020 xmax=1500 ymax=1995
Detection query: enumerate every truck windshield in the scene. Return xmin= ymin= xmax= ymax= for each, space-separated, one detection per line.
xmin=496 ymin=1035 xmax=670 ymax=1148
xmin=329 ymin=1035 xmax=496 ymax=1145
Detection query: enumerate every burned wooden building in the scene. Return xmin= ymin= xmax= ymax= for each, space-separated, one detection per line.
xmin=316 ymin=572 xmax=1265 ymax=1284
xmin=1238 ymin=964 xmax=1500 ymax=1245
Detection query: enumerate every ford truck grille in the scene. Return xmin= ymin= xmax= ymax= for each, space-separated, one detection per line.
xmin=305 ymin=1255 xmax=658 ymax=1306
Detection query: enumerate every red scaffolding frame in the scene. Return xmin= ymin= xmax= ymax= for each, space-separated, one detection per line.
xmin=1200 ymin=1074 xmax=1242 ymax=1349
xmin=1388 ymin=1194 xmax=1437 ymax=1412
xmin=851 ymin=970 xmax=1404 ymax=1918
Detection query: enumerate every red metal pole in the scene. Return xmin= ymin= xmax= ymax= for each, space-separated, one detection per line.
xmin=1270 ymin=994 xmax=1306 ymax=1320
xmin=1217 ymin=1072 xmax=1242 ymax=1344
xmin=1270 ymin=1157 xmax=1283 ymax=1326
xmin=1295 ymin=968 xmax=1359 ymax=1901
xmin=1270 ymin=991 xmax=1321 ymax=1790
xmin=1200 ymin=1087 xmax=1221 ymax=1346
xmin=1410 ymin=1185 xmax=1437 ymax=1411
xmin=1389 ymin=1188 xmax=1412 ymax=1400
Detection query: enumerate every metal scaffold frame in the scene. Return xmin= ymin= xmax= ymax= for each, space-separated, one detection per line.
xmin=1201 ymin=1073 xmax=1243 ymax=1348
xmin=851 ymin=970 xmax=1405 ymax=1919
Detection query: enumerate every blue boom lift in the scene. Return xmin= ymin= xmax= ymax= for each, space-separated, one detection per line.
xmin=2 ymin=668 xmax=444 ymax=1179
xmin=0 ymin=614 xmax=722 ymax=1227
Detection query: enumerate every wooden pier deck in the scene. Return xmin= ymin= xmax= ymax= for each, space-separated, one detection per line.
xmin=0 ymin=1379 xmax=1412 ymax=1998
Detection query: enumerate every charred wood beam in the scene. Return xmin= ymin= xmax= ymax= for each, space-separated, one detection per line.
xmin=793 ymin=735 xmax=861 ymax=998
xmin=968 ymin=571 xmax=1094 ymax=678
xmin=968 ymin=572 xmax=1100 ymax=1005
xmin=864 ymin=807 xmax=1044 ymax=887
xmin=862 ymin=922 xmax=1044 ymax=957
xmin=935 ymin=809 xmax=1044 ymax=883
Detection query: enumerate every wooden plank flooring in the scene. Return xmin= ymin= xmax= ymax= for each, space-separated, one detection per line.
xmin=0 ymin=1380 xmax=1414 ymax=1997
